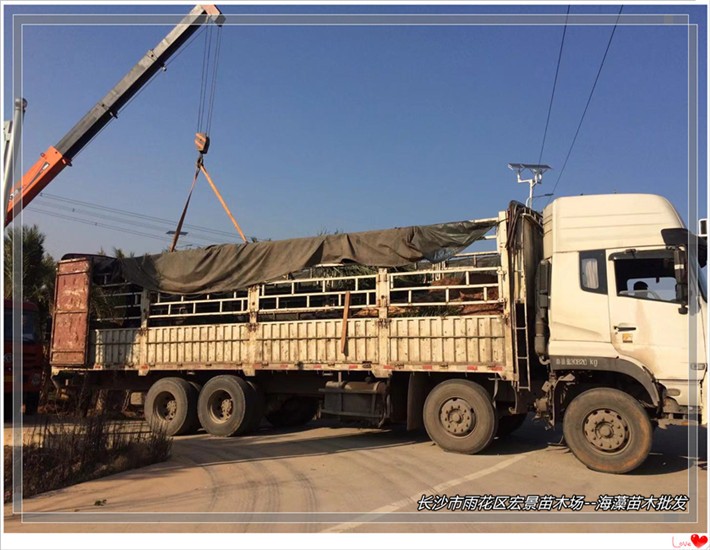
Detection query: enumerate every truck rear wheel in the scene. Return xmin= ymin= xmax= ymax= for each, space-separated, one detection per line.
xmin=145 ymin=377 xmax=200 ymax=436
xmin=197 ymin=375 xmax=256 ymax=437
xmin=563 ymin=387 xmax=653 ymax=474
xmin=265 ymin=396 xmax=319 ymax=428
xmin=423 ymin=379 xmax=497 ymax=454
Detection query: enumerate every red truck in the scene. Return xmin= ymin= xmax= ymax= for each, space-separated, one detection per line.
xmin=4 ymin=299 xmax=44 ymax=415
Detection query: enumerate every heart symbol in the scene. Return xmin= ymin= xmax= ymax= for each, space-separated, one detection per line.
xmin=691 ymin=534 xmax=708 ymax=548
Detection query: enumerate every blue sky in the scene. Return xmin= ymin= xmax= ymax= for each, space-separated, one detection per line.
xmin=3 ymin=3 xmax=707 ymax=259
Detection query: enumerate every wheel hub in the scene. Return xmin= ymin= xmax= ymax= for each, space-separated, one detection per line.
xmin=165 ymin=399 xmax=177 ymax=419
xmin=583 ymin=409 xmax=629 ymax=452
xmin=440 ymin=398 xmax=475 ymax=436
xmin=221 ymin=398 xmax=233 ymax=417
xmin=156 ymin=392 xmax=177 ymax=422
xmin=209 ymin=390 xmax=234 ymax=423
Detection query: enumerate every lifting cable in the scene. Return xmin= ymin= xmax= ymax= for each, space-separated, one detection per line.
xmin=171 ymin=21 xmax=247 ymax=252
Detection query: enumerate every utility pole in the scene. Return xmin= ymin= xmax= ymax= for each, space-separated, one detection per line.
xmin=3 ymin=98 xmax=27 ymax=217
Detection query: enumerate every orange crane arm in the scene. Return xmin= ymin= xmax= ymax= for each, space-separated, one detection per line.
xmin=5 ymin=147 xmax=69 ymax=225
xmin=5 ymin=4 xmax=223 ymax=226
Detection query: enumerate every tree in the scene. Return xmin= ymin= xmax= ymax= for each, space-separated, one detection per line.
xmin=4 ymin=225 xmax=56 ymax=337
xmin=111 ymin=247 xmax=135 ymax=259
xmin=96 ymin=247 xmax=134 ymax=259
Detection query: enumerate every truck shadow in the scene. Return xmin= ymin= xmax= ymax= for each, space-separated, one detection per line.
xmin=158 ymin=417 xmax=704 ymax=477
xmin=628 ymin=425 xmax=707 ymax=476
xmin=489 ymin=420 xmax=706 ymax=476
xmin=168 ymin=417 xmax=554 ymax=471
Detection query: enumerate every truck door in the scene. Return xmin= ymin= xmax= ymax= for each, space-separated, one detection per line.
xmin=607 ymin=248 xmax=697 ymax=384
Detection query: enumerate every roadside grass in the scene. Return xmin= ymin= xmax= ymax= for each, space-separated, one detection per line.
xmin=4 ymin=413 xmax=171 ymax=502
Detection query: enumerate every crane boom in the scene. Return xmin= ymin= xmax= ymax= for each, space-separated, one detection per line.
xmin=5 ymin=4 xmax=223 ymax=226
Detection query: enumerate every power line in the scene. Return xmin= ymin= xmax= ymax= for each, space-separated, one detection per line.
xmin=32 ymin=199 xmax=217 ymax=245
xmin=26 ymin=206 xmax=196 ymax=248
xmin=538 ymin=5 xmax=571 ymax=165
xmin=547 ymin=6 xmax=624 ymax=203
xmin=38 ymin=192 xmax=241 ymax=240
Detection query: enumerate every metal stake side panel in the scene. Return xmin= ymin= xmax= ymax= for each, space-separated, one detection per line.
xmin=387 ymin=315 xmax=507 ymax=368
xmin=257 ymin=318 xmax=378 ymax=366
xmin=89 ymin=328 xmax=141 ymax=367
xmin=91 ymin=313 xmax=509 ymax=375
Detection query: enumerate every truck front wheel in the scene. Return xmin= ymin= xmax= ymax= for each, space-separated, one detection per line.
xmin=145 ymin=378 xmax=200 ymax=436
xmin=423 ymin=379 xmax=497 ymax=454
xmin=563 ymin=387 xmax=653 ymax=474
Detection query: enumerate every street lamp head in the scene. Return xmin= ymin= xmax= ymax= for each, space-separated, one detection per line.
xmin=508 ymin=163 xmax=553 ymax=208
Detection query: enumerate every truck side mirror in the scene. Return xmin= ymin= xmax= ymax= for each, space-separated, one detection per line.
xmin=536 ymin=259 xmax=551 ymax=308
xmin=673 ymin=247 xmax=688 ymax=314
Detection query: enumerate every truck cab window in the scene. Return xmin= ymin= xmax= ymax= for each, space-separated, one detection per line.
xmin=579 ymin=250 xmax=607 ymax=294
xmin=614 ymin=255 xmax=678 ymax=303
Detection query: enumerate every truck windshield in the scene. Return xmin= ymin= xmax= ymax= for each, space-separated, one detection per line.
xmin=3 ymin=309 xmax=39 ymax=343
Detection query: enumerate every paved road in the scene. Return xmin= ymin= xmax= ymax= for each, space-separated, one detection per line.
xmin=3 ymin=416 xmax=707 ymax=534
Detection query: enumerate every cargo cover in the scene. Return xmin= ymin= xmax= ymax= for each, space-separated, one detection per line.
xmin=119 ymin=220 xmax=496 ymax=294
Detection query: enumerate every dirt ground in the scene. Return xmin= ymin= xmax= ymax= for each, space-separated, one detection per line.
xmin=3 ymin=416 xmax=706 ymax=537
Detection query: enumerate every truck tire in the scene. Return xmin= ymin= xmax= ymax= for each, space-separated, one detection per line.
xmin=145 ymin=377 xmax=200 ymax=436
xmin=423 ymin=379 xmax=497 ymax=454
xmin=265 ymin=396 xmax=318 ymax=428
xmin=197 ymin=375 xmax=255 ymax=437
xmin=562 ymin=387 xmax=653 ymax=474
xmin=496 ymin=413 xmax=527 ymax=438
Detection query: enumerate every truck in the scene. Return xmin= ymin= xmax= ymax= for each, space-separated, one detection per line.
xmin=4 ymin=300 xmax=44 ymax=415
xmin=47 ymin=193 xmax=707 ymax=474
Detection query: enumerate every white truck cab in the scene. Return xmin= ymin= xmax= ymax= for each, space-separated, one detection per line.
xmin=537 ymin=193 xmax=707 ymax=472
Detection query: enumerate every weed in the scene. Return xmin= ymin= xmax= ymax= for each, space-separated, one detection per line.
xmin=4 ymin=414 xmax=171 ymax=502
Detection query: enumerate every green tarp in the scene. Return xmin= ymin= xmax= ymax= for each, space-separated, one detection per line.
xmin=119 ymin=219 xmax=496 ymax=294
